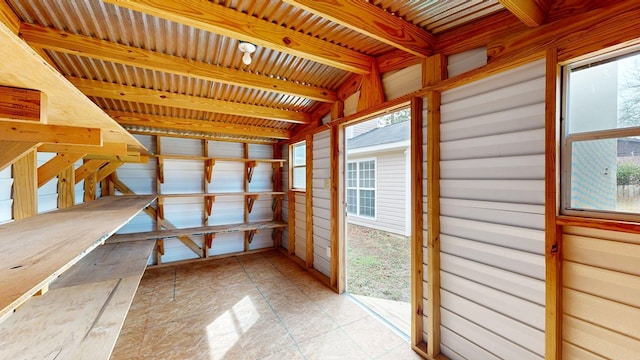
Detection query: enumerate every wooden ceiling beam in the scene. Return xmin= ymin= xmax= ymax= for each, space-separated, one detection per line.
xmin=37 ymin=152 xmax=85 ymax=188
xmin=498 ymin=0 xmax=548 ymax=27
xmin=0 ymin=0 xmax=19 ymax=34
xmin=282 ymin=0 xmax=434 ymax=57
xmin=107 ymin=110 xmax=290 ymax=140
xmin=38 ymin=142 xmax=129 ymax=157
xmin=0 ymin=120 xmax=101 ymax=145
xmin=68 ymin=77 xmax=310 ymax=125
xmin=20 ymin=23 xmax=337 ymax=103
xmin=101 ymin=0 xmax=373 ymax=74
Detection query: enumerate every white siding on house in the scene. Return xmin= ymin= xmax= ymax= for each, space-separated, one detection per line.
xmin=382 ymin=63 xmax=422 ymax=100
xmin=281 ymin=144 xmax=290 ymax=250
xmin=447 ymin=47 xmax=487 ymax=78
xmin=313 ymin=131 xmax=331 ymax=276
xmin=37 ymin=152 xmax=57 ymax=213
xmin=0 ymin=167 xmax=12 ymax=223
xmin=347 ymin=149 xmax=408 ymax=235
xmin=439 ymin=60 xmax=546 ymax=359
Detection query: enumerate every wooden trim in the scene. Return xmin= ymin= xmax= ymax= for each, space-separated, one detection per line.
xmin=426 ymin=91 xmax=441 ymax=357
xmin=305 ymin=134 xmax=314 ymax=269
xmin=0 ymin=120 xmax=102 ymax=146
xmin=100 ymin=0 xmax=373 ymax=74
xmin=0 ymin=85 xmax=45 ymax=122
xmin=0 ymin=0 xmax=19 ymax=34
xmin=39 ymin=142 xmax=128 ymax=157
xmin=21 ymin=23 xmax=336 ymax=103
xmin=545 ymin=48 xmax=562 ymax=360
xmin=410 ymin=97 xmax=425 ymax=348
xmin=357 ymin=60 xmax=385 ymax=112
xmin=12 ymin=149 xmax=37 ymax=220
xmin=556 ymin=215 xmax=640 ymax=235
xmin=499 ymin=0 xmax=547 ymax=27
xmin=277 ymin=247 xmax=333 ymax=289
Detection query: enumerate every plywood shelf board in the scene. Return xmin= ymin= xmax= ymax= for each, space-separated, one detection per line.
xmin=158 ymin=191 xmax=286 ymax=198
xmin=0 ymin=21 xmax=144 ymax=150
xmin=0 ymin=240 xmax=154 ymax=360
xmin=156 ymin=154 xmax=286 ymax=163
xmin=108 ymin=220 xmax=287 ymax=242
xmin=0 ymin=195 xmax=156 ymax=319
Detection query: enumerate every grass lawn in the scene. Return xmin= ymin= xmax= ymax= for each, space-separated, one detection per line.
xmin=346 ymin=223 xmax=411 ymax=302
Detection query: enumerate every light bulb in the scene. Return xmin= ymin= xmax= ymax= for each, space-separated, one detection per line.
xmin=242 ymin=51 xmax=252 ymax=65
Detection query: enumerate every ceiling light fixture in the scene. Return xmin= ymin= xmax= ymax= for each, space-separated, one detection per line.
xmin=238 ymin=42 xmax=257 ymax=65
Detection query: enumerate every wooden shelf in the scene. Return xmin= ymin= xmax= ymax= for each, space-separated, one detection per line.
xmin=0 ymin=240 xmax=154 ymax=360
xmin=0 ymin=195 xmax=156 ymax=320
xmin=158 ymin=191 xmax=285 ymax=198
xmin=156 ymin=154 xmax=286 ymax=163
xmin=108 ymin=220 xmax=287 ymax=243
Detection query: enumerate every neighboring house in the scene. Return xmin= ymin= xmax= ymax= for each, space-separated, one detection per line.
xmin=346 ymin=119 xmax=410 ymax=236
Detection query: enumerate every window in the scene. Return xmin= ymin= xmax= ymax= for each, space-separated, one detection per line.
xmin=346 ymin=159 xmax=376 ymax=218
xmin=563 ymin=47 xmax=640 ymax=219
xmin=292 ymin=141 xmax=306 ymax=190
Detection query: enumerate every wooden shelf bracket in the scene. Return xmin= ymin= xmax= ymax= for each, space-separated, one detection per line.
xmin=204 ymin=195 xmax=215 ymax=217
xmin=246 ymin=161 xmax=257 ymax=183
xmin=246 ymin=194 xmax=258 ymax=213
xmin=205 ymin=159 xmax=215 ymax=183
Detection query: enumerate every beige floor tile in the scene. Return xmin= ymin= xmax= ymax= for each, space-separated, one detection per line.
xmin=257 ymin=344 xmax=305 ymax=359
xmin=342 ymin=317 xmax=406 ymax=358
xmin=298 ymin=328 xmax=370 ymax=360
xmin=280 ymin=306 xmax=339 ymax=343
xmin=374 ymin=342 xmax=426 ymax=359
xmin=315 ymin=292 xmax=369 ymax=326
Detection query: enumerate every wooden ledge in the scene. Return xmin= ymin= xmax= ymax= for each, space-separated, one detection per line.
xmin=0 ymin=195 xmax=156 ymax=319
xmin=0 ymin=240 xmax=154 ymax=359
xmin=108 ymin=220 xmax=287 ymax=243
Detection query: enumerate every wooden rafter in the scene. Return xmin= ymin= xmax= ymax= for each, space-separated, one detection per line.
xmin=20 ymin=23 xmax=337 ymax=103
xmin=0 ymin=120 xmax=101 ymax=146
xmin=107 ymin=111 xmax=291 ymax=140
xmin=499 ymin=0 xmax=548 ymax=27
xmin=283 ymin=0 xmax=434 ymax=57
xmin=100 ymin=0 xmax=373 ymax=74
xmin=0 ymin=0 xmax=19 ymax=34
xmin=69 ymin=77 xmax=310 ymax=125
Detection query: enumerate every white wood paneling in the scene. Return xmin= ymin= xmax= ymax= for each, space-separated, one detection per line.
xmin=439 ymin=60 xmax=546 ymax=358
xmin=0 ymin=167 xmax=12 ymax=223
xmin=382 ymin=63 xmax=421 ymax=100
xmin=37 ymin=152 xmax=57 ymax=213
xmin=447 ymin=47 xmax=487 ymax=78
xmin=294 ymin=192 xmax=306 ymax=262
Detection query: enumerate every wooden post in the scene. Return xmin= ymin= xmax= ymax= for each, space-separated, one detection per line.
xmin=203 ymin=139 xmax=210 ymax=258
xmin=426 ymin=91 xmax=442 ymax=358
xmin=12 ymin=149 xmax=37 ymax=220
xmin=57 ymin=165 xmax=75 ymax=208
xmin=545 ymin=48 xmax=563 ymax=360
xmin=330 ymin=124 xmax=344 ymax=292
xmin=305 ymin=134 xmax=314 ymax=269
xmin=156 ymin=136 xmax=163 ymax=265
xmin=83 ymin=159 xmax=98 ymax=202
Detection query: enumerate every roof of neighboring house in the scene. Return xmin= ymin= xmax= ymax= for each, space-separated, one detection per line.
xmin=347 ymin=120 xmax=410 ymax=150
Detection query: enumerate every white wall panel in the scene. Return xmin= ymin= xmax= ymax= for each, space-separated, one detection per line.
xmin=208 ymin=161 xmax=244 ymax=193
xmin=294 ymin=192 xmax=306 ymax=262
xmin=37 ymin=152 xmax=57 ymax=213
xmin=160 ymin=137 xmax=202 ymax=156
xmin=208 ymin=140 xmax=243 ymax=158
xmin=382 ymin=63 xmax=421 ymax=100
xmin=447 ymin=47 xmax=487 ymax=78
xmin=247 ymin=162 xmax=272 ymax=192
xmin=312 ymin=131 xmax=331 ymax=276
xmin=0 ymin=167 xmax=12 ymax=223
xmin=439 ymin=60 xmax=545 ymax=359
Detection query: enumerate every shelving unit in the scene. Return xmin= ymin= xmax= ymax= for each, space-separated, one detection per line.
xmin=133 ymin=138 xmax=287 ymax=265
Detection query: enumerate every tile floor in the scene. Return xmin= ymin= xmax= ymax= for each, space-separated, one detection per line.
xmin=111 ymin=250 xmax=424 ymax=359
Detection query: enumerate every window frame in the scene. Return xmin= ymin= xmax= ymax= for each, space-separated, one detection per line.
xmin=561 ymin=46 xmax=640 ymax=222
xmin=291 ymin=141 xmax=306 ymax=191
xmin=346 ymin=157 xmax=377 ymax=220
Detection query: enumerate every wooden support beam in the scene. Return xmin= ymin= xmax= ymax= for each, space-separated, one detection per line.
xmin=101 ymin=0 xmax=373 ymax=74
xmin=282 ymin=0 xmax=434 ymax=57
xmin=0 ymin=141 xmax=38 ymax=172
xmin=21 ymin=23 xmax=337 ymax=103
xmin=0 ymin=86 xmax=46 ymax=123
xmin=85 ymin=152 xmax=147 ymax=164
xmin=0 ymin=120 xmax=101 ymax=145
xmin=96 ymin=162 xmax=123 ymax=183
xmin=12 ymin=149 xmax=37 ymax=220
xmin=204 ymin=159 xmax=215 ymax=184
xmin=70 ymin=77 xmax=309 ymax=125
xmin=109 ymin=111 xmax=291 ymax=140
xmin=545 ymin=48 xmax=562 ymax=360
xmin=329 ymin=124 xmax=344 ymax=292
xmin=74 ymin=159 xmax=107 ymax=184
xmin=205 ymin=234 xmax=215 ymax=251
xmin=305 ymin=134 xmax=313 ymax=269
xmin=499 ymin=0 xmax=548 ymax=27
xmin=204 ymin=195 xmax=215 ymax=217
xmin=156 ymin=157 xmax=164 ymax=184
xmin=57 ymin=165 xmax=75 ymax=209
xmin=357 ymin=61 xmax=385 ymax=112
xmin=426 ymin=91 xmax=441 ymax=358
xmin=39 ymin=142 xmax=128 ymax=157
xmin=423 ymin=53 xmax=448 ymax=88
xmin=0 ymin=0 xmax=19 ymax=34
xmin=83 ymin=168 xmax=97 ymax=202
xmin=37 ymin=152 xmax=84 ymax=188
xmin=246 ymin=194 xmax=258 ymax=214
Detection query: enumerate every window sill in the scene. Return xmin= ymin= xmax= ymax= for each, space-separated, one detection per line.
xmin=556 ymin=215 xmax=640 ymax=235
